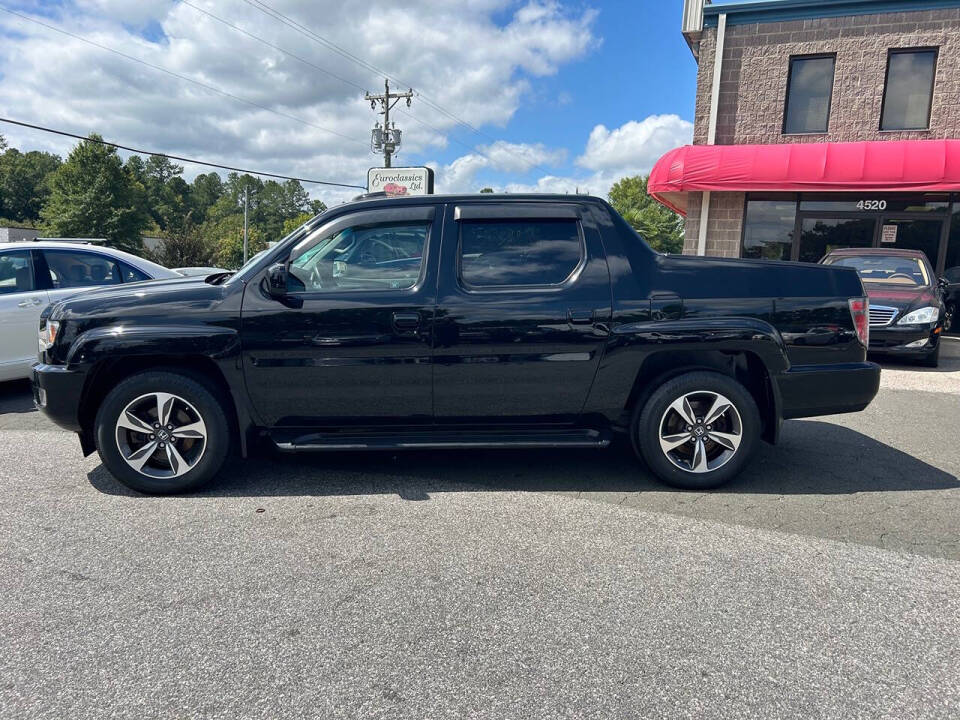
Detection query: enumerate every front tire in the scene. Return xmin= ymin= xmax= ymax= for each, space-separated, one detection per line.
xmin=632 ymin=371 xmax=761 ymax=490
xmin=920 ymin=343 xmax=940 ymax=368
xmin=95 ymin=371 xmax=231 ymax=494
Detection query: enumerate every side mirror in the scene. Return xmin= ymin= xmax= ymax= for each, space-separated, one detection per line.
xmin=938 ymin=276 xmax=949 ymax=289
xmin=266 ymin=263 xmax=288 ymax=297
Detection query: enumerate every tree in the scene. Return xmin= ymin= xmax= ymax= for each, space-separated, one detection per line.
xmin=201 ymin=213 xmax=267 ymax=269
xmin=191 ymin=172 xmax=224 ymax=219
xmin=282 ymin=211 xmax=313 ymax=236
xmin=0 ymin=148 xmax=62 ymax=223
xmin=41 ymin=135 xmax=150 ymax=252
xmin=479 ymin=187 xmax=494 ymax=193
xmin=147 ymin=212 xmax=216 ymax=268
xmin=608 ymin=175 xmax=684 ymax=254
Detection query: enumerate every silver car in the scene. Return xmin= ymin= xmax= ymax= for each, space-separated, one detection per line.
xmin=0 ymin=241 xmax=179 ymax=381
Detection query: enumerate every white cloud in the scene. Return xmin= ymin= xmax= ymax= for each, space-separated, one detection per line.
xmin=437 ymin=116 xmax=693 ymax=197
xmin=577 ymin=114 xmax=693 ymax=172
xmin=0 ymin=0 xmax=598 ymax=206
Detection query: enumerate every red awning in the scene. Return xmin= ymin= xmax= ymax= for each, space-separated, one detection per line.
xmin=647 ymin=140 xmax=960 ymax=215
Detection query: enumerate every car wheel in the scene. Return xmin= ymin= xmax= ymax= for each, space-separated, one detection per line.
xmin=920 ymin=344 xmax=940 ymax=368
xmin=95 ymin=371 xmax=231 ymax=494
xmin=632 ymin=371 xmax=761 ymax=490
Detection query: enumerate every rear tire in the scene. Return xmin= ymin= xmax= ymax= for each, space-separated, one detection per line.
xmin=632 ymin=371 xmax=761 ymax=490
xmin=95 ymin=371 xmax=231 ymax=494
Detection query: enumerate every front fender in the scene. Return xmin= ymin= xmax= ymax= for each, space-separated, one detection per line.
xmin=65 ymin=325 xmax=240 ymax=366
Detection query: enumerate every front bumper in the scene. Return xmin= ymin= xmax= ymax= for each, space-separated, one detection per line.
xmin=868 ymin=325 xmax=939 ymax=357
xmin=775 ymin=361 xmax=881 ymax=420
xmin=32 ymin=363 xmax=87 ymax=433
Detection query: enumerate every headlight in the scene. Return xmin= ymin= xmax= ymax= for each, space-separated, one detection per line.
xmin=897 ymin=306 xmax=939 ymax=325
xmin=39 ymin=320 xmax=60 ymax=351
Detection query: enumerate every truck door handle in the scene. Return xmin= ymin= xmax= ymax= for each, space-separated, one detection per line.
xmin=392 ymin=312 xmax=420 ymax=330
xmin=568 ymin=309 xmax=594 ymax=324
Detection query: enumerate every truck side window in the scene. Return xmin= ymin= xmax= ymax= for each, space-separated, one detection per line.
xmin=288 ymin=221 xmax=429 ymax=293
xmin=459 ymin=219 xmax=583 ymax=288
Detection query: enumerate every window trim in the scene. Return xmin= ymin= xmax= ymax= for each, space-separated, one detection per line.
xmin=782 ymin=53 xmax=836 ymax=136
xmin=456 ymin=217 xmax=587 ymax=293
xmin=879 ymin=46 xmax=938 ymax=132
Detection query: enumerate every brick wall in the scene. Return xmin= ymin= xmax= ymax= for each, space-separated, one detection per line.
xmin=693 ymin=8 xmax=960 ymax=145
xmin=684 ymin=6 xmax=960 ymax=256
xmin=682 ymin=192 xmax=745 ymax=256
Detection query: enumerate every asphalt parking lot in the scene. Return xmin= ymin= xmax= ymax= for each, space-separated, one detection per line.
xmin=2 ymin=338 xmax=959 ymax=718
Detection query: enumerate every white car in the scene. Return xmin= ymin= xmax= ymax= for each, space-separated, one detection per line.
xmin=173 ymin=266 xmax=230 ymax=277
xmin=0 ymin=241 xmax=179 ymax=382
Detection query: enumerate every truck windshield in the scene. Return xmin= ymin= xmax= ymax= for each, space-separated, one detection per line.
xmin=824 ymin=255 xmax=930 ymax=287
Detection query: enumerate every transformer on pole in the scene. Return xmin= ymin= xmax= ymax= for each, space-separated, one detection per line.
xmin=365 ymin=79 xmax=413 ymax=168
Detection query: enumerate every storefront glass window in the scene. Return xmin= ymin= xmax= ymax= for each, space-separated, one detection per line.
xmin=742 ymin=199 xmax=796 ymax=260
xmin=798 ymin=217 xmax=875 ymax=263
xmin=945 ymin=206 xmax=960 ymax=282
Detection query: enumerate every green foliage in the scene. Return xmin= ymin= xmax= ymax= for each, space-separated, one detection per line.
xmin=0 ymin=135 xmax=332 ymax=264
xmin=146 ymin=212 xmax=216 ymax=268
xmin=479 ymin=187 xmax=494 ymax=193
xmin=200 ymin=214 xmax=267 ymax=270
xmin=41 ymin=135 xmax=150 ymax=252
xmin=0 ymin=148 xmax=62 ymax=223
xmin=282 ymin=211 xmax=314 ymax=236
xmin=608 ymin=175 xmax=684 ymax=254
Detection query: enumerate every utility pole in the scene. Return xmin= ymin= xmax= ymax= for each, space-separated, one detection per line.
xmin=366 ymin=79 xmax=413 ymax=168
xmin=242 ymin=185 xmax=248 ymax=264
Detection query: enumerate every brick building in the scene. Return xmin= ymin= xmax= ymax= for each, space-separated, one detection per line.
xmin=648 ymin=0 xmax=960 ymax=281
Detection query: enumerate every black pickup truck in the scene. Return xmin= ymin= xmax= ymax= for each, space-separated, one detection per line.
xmin=32 ymin=194 xmax=880 ymax=494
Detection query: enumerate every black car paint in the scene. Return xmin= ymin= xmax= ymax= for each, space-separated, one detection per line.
xmin=32 ymin=194 xmax=879 ymax=457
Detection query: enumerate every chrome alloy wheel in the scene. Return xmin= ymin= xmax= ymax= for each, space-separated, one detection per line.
xmin=657 ymin=391 xmax=742 ymax=474
xmin=114 ymin=392 xmax=207 ymax=479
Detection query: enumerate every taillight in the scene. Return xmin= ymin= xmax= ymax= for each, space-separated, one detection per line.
xmin=849 ymin=297 xmax=869 ymax=348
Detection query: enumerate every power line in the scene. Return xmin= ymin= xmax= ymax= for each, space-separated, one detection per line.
xmin=231 ymin=0 xmax=552 ymax=175
xmin=0 ymin=5 xmax=368 ymax=148
xmin=240 ymin=0 xmax=516 ymax=153
xmin=0 ymin=117 xmax=367 ymax=190
xmin=182 ymin=0 xmax=511 ymax=168
xmin=180 ymin=0 xmax=366 ymax=93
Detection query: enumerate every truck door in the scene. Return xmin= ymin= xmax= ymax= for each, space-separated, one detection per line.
xmin=432 ymin=202 xmax=612 ymax=424
xmin=240 ymin=205 xmax=440 ymax=428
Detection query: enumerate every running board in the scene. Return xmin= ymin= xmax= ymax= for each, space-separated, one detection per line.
xmin=270 ymin=427 xmax=612 ymax=452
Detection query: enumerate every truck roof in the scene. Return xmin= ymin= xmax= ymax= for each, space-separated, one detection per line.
xmin=346 ymin=192 xmax=606 ymax=207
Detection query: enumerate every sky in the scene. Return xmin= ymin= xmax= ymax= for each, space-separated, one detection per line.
xmin=0 ymin=0 xmax=699 ymax=206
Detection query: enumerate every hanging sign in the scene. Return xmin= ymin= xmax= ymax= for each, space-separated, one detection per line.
xmin=880 ymin=224 xmax=898 ymax=244
xmin=367 ymin=166 xmax=434 ymax=196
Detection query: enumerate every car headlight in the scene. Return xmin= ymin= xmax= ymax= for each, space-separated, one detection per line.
xmin=39 ymin=320 xmax=60 ymax=351
xmin=897 ymin=306 xmax=939 ymax=325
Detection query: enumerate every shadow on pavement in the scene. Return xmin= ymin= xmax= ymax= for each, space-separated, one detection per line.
xmin=87 ymin=420 xmax=958 ymax=499
xmin=0 ymin=380 xmax=36 ymax=415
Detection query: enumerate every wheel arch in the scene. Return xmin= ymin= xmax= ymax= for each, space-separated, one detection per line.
xmin=624 ymin=349 xmax=781 ymax=444
xmin=78 ymin=354 xmax=250 ymax=456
